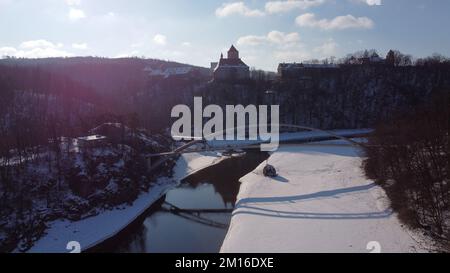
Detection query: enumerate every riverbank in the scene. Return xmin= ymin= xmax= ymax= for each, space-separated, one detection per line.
xmin=26 ymin=129 xmax=377 ymax=253
xmin=221 ymin=140 xmax=432 ymax=253
xmin=27 ymin=151 xmax=226 ymax=253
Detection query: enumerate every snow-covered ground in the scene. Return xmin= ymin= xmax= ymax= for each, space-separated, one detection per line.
xmin=173 ymin=151 xmax=227 ymax=181
xmin=27 ymin=151 xmax=225 ymax=253
xmin=221 ymin=140 xmax=430 ymax=253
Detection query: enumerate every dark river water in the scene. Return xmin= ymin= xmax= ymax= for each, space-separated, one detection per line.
xmin=94 ymin=151 xmax=268 ymax=253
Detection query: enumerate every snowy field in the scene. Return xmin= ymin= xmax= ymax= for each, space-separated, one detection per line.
xmin=27 ymin=151 xmax=225 ymax=253
xmin=221 ymin=140 xmax=430 ymax=253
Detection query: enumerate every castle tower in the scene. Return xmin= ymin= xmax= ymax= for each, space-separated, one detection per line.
xmin=213 ymin=45 xmax=249 ymax=82
xmin=227 ymin=45 xmax=239 ymax=59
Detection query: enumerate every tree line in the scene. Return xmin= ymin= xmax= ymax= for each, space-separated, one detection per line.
xmin=364 ymin=90 xmax=449 ymax=249
xmin=302 ymin=49 xmax=450 ymax=67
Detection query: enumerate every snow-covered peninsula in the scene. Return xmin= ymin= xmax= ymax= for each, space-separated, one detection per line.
xmin=221 ymin=140 xmax=430 ymax=253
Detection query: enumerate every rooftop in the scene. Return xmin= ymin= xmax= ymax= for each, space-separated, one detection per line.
xmin=217 ymin=57 xmax=248 ymax=67
xmin=228 ymin=45 xmax=238 ymax=53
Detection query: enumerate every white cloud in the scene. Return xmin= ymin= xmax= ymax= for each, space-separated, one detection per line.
xmin=215 ymin=2 xmax=264 ymax=18
xmin=0 ymin=0 xmax=12 ymax=7
xmin=314 ymin=38 xmax=338 ymax=56
xmin=0 ymin=47 xmax=18 ymax=56
xmin=69 ymin=8 xmax=86 ymax=21
xmin=268 ymin=31 xmax=300 ymax=44
xmin=265 ymin=0 xmax=325 ymax=14
xmin=66 ymin=0 xmax=85 ymax=21
xmin=354 ymin=0 xmax=382 ymax=6
xmin=365 ymin=0 xmax=381 ymax=5
xmin=237 ymin=31 xmax=300 ymax=46
xmin=20 ymin=48 xmax=73 ymax=58
xmin=72 ymin=43 xmax=88 ymax=50
xmin=236 ymin=30 xmax=312 ymax=68
xmin=237 ymin=35 xmax=268 ymax=46
xmin=153 ymin=34 xmax=167 ymax=46
xmin=181 ymin=42 xmax=191 ymax=47
xmin=20 ymin=39 xmax=62 ymax=49
xmin=296 ymin=13 xmax=374 ymax=30
xmin=65 ymin=0 xmax=81 ymax=6
xmin=0 ymin=40 xmax=73 ymax=58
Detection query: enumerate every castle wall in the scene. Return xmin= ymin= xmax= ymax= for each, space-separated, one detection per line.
xmin=214 ymin=66 xmax=250 ymax=81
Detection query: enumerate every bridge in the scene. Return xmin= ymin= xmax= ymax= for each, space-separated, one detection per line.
xmin=160 ymin=201 xmax=232 ymax=229
xmin=146 ymin=125 xmax=372 ymax=172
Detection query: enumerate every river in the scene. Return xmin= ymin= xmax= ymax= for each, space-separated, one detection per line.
xmin=92 ymin=150 xmax=268 ymax=253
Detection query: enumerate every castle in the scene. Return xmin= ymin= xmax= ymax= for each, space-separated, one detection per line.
xmin=211 ymin=45 xmax=250 ymax=82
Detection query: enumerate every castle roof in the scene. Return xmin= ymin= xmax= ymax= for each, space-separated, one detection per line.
xmin=228 ymin=45 xmax=238 ymax=53
xmin=217 ymin=57 xmax=248 ymax=67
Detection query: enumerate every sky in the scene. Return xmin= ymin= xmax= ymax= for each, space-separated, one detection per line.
xmin=0 ymin=0 xmax=449 ymax=71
